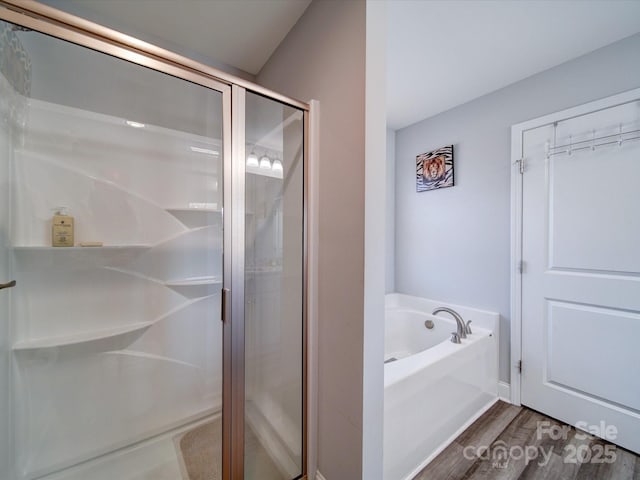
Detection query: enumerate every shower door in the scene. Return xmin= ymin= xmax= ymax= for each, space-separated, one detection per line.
xmin=241 ymin=91 xmax=306 ymax=480
xmin=0 ymin=17 xmax=229 ymax=480
xmin=0 ymin=4 xmax=308 ymax=480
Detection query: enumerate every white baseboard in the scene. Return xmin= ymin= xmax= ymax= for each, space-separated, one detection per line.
xmin=316 ymin=471 xmax=327 ymax=480
xmin=498 ymin=381 xmax=511 ymax=402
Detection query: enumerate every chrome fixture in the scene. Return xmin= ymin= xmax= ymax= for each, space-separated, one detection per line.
xmin=465 ymin=320 xmax=472 ymax=334
xmin=450 ymin=332 xmax=461 ymax=344
xmin=424 ymin=319 xmax=434 ymax=329
xmin=433 ymin=307 xmax=468 ymax=339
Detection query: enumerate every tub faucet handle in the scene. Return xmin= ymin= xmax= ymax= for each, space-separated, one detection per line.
xmin=465 ymin=320 xmax=472 ymax=334
xmin=450 ymin=332 xmax=461 ymax=344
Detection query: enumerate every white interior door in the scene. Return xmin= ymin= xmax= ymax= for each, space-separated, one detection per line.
xmin=520 ymin=97 xmax=640 ymax=454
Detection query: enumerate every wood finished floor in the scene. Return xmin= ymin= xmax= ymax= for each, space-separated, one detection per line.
xmin=413 ymin=400 xmax=640 ymax=480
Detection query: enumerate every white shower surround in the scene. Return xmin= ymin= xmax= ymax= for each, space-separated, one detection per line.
xmin=383 ymin=293 xmax=499 ymax=480
xmin=10 ymin=97 xmax=224 ymax=479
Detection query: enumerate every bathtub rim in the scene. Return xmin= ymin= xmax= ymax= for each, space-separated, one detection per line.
xmin=384 ymin=327 xmax=493 ymax=388
xmin=384 ymin=308 xmax=457 ymax=359
xmin=384 ymin=293 xmax=500 ymax=390
xmin=386 ymin=293 xmax=499 ymax=333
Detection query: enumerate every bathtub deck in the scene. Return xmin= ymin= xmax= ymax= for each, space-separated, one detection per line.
xmin=412 ymin=400 xmax=640 ymax=480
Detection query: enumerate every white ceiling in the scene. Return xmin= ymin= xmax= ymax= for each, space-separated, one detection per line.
xmin=387 ymin=0 xmax=640 ymax=130
xmin=40 ymin=0 xmax=311 ymax=76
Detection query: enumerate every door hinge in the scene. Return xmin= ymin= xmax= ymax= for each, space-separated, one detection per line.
xmin=517 ymin=360 xmax=522 ymax=374
xmin=518 ymin=260 xmax=525 ymax=274
xmin=515 ymin=158 xmax=525 ymax=174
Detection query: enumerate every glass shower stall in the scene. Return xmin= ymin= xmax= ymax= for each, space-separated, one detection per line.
xmin=0 ymin=3 xmax=307 ymax=480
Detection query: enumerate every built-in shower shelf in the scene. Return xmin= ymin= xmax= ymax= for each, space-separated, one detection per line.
xmin=165 ymin=208 xmax=222 ymax=229
xmin=12 ymin=245 xmax=153 ymax=268
xmin=164 ymin=276 xmax=222 ymax=298
xmin=13 ymin=245 xmax=152 ymax=251
xmin=164 ymin=276 xmax=222 ymax=287
xmin=12 ymin=321 xmax=154 ymax=351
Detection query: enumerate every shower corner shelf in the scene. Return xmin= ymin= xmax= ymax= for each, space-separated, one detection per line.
xmin=164 ymin=276 xmax=222 ymax=298
xmin=165 ymin=207 xmax=222 ymax=229
xmin=12 ymin=321 xmax=154 ymax=351
xmin=12 ymin=245 xmax=152 ymax=251
xmin=12 ymin=245 xmax=153 ymax=264
xmin=164 ymin=276 xmax=222 ymax=288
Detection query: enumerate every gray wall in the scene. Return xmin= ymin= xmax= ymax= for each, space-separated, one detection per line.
xmin=394 ymin=33 xmax=640 ymax=383
xmin=386 ymin=128 xmax=395 ymax=293
xmin=257 ymin=1 xmax=367 ymax=478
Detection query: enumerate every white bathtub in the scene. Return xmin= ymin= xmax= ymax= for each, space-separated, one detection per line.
xmin=383 ymin=294 xmax=499 ymax=480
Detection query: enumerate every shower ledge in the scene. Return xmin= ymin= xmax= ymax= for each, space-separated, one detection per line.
xmin=11 ymin=295 xmax=212 ymax=351
xmin=12 ymin=245 xmax=153 ymax=270
xmin=12 ymin=245 xmax=152 ymax=251
xmin=12 ymin=321 xmax=153 ymax=351
xmin=165 ymin=208 xmax=222 ymax=229
xmin=164 ymin=276 xmax=223 ymax=298
xmin=164 ymin=276 xmax=222 ymax=287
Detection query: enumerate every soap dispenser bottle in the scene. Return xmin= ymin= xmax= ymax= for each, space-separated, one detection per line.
xmin=52 ymin=207 xmax=74 ymax=247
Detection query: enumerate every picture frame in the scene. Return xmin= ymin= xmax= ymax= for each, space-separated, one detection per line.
xmin=416 ymin=145 xmax=454 ymax=192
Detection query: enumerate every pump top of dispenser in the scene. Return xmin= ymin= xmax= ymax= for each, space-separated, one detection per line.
xmin=53 ymin=206 xmax=69 ymax=216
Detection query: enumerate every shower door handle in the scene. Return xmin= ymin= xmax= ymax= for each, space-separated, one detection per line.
xmin=0 ymin=280 xmax=16 ymax=290
xmin=221 ymin=288 xmax=230 ymax=322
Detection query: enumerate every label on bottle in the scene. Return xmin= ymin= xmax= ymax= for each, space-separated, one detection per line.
xmin=52 ymin=215 xmax=74 ymax=247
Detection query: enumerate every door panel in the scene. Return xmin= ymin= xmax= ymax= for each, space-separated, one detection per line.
xmin=244 ymin=92 xmax=305 ymax=480
xmin=1 ymin=19 xmax=226 ymax=479
xmin=549 ymin=145 xmax=640 ymax=273
xmin=521 ymin=99 xmax=640 ymax=454
xmin=546 ymin=300 xmax=640 ymax=410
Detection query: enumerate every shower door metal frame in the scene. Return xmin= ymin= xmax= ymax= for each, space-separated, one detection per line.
xmin=0 ymin=2 xmax=311 ymax=479
xmin=228 ymin=84 xmax=247 ymax=480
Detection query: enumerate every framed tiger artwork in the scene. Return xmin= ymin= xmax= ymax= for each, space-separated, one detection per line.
xmin=416 ymin=145 xmax=454 ymax=192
